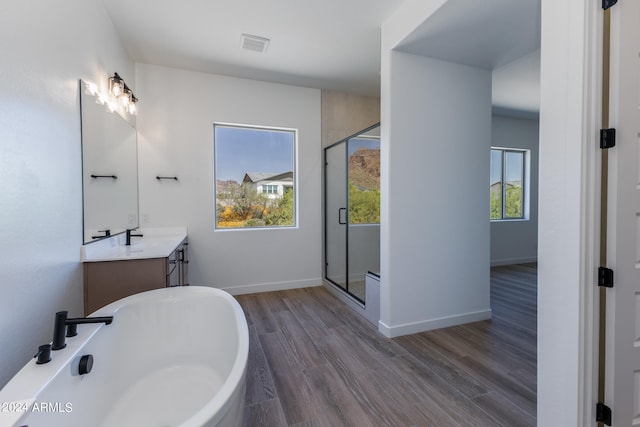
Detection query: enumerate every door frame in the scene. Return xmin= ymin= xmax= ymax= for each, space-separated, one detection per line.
xmin=538 ymin=0 xmax=602 ymax=424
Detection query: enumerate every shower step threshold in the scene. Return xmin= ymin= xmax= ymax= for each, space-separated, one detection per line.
xmin=365 ymin=272 xmax=380 ymax=326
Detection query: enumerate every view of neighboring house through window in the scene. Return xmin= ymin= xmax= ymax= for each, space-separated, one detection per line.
xmin=490 ymin=147 xmax=527 ymax=220
xmin=214 ymin=123 xmax=296 ymax=229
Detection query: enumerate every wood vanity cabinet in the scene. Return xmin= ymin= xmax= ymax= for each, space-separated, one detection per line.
xmin=83 ymin=238 xmax=188 ymax=315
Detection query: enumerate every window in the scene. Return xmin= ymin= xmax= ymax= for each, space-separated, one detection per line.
xmin=262 ymin=185 xmax=278 ymax=194
xmin=214 ymin=123 xmax=297 ymax=229
xmin=490 ymin=148 xmax=527 ymax=220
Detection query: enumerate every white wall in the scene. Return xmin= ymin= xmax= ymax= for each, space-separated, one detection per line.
xmin=379 ymin=49 xmax=492 ymax=337
xmin=0 ymin=1 xmax=134 ymax=387
xmin=135 ymin=64 xmax=322 ymax=294
xmin=382 ymin=0 xmax=599 ymax=423
xmin=490 ymin=115 xmax=539 ymax=265
xmin=538 ymin=0 xmax=600 ymax=424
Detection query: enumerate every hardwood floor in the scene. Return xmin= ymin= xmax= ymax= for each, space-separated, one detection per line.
xmin=236 ymin=263 xmax=537 ymax=426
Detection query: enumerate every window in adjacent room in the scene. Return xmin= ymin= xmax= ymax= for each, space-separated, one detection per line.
xmin=214 ymin=123 xmax=297 ymax=229
xmin=490 ymin=147 xmax=528 ymax=221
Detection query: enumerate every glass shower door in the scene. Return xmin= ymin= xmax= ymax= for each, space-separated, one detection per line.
xmin=346 ymin=126 xmax=380 ymax=302
xmin=325 ymin=142 xmax=347 ymax=290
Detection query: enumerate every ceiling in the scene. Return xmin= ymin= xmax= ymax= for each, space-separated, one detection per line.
xmin=397 ymin=0 xmax=540 ymax=70
xmin=102 ymin=0 xmax=404 ymax=96
xmin=396 ymin=0 xmax=541 ymax=116
xmin=103 ymin=0 xmax=540 ymax=112
xmin=492 ymin=49 xmax=540 ymax=118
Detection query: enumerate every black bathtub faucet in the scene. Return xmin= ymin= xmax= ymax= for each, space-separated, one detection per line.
xmin=51 ymin=311 xmax=113 ymax=351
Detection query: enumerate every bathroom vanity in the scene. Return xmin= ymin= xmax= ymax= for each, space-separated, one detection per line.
xmin=81 ymin=227 xmax=188 ymax=315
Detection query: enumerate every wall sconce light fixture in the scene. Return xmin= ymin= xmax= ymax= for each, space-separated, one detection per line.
xmin=108 ymin=73 xmax=138 ymax=115
xmin=83 ymin=73 xmax=139 ymax=116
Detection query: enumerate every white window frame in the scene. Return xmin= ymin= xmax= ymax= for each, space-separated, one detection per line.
xmin=213 ymin=122 xmax=298 ymax=231
xmin=490 ymin=147 xmax=530 ymax=222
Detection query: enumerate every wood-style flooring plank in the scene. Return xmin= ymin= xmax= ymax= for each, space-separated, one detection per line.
xmin=471 ymin=391 xmax=536 ymax=427
xmin=451 ymin=355 xmax=537 ymax=418
xmin=243 ymin=399 xmax=288 ymax=427
xmin=314 ymin=331 xmax=417 ymax=426
xmin=244 ymin=324 xmax=277 ymax=406
xmin=303 ymin=363 xmax=377 ymax=427
xmin=240 ymin=293 xmax=279 ymax=335
xmin=271 ymin=309 xmax=326 ymax=370
xmin=289 ymin=418 xmax=333 ymax=427
xmin=258 ymin=331 xmax=325 ymax=425
xmin=386 ymin=354 xmax=502 ymax=427
xmin=393 ymin=333 xmax=487 ymax=400
xmin=280 ymin=290 xmax=333 ymax=341
xmin=237 ymin=264 xmax=537 ymax=426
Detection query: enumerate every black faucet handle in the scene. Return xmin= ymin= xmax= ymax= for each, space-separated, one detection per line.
xmin=34 ymin=344 xmax=52 ymax=364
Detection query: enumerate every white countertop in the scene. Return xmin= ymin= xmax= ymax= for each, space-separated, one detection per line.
xmin=81 ymin=227 xmax=187 ymax=262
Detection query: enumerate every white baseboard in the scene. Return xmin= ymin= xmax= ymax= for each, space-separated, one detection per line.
xmin=220 ymin=278 xmax=322 ymax=296
xmin=490 ymin=256 xmax=537 ymax=267
xmin=378 ymin=309 xmax=492 ymax=338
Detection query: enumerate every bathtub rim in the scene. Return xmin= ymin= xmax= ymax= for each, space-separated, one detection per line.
xmin=93 ymin=286 xmax=249 ymax=427
xmin=0 ymin=286 xmax=249 ymax=427
xmin=0 ymin=322 xmax=104 ymax=426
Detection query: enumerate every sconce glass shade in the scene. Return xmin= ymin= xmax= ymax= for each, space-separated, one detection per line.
xmin=121 ymin=89 xmax=132 ymax=106
xmin=109 ymin=74 xmax=124 ymax=97
xmin=128 ymin=97 xmax=138 ymax=115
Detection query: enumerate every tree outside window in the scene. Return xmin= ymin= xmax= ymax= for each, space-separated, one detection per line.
xmin=348 ymin=136 xmax=380 ymax=224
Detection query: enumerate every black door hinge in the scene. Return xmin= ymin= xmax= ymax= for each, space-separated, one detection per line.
xmin=603 ymin=0 xmax=617 ymax=10
xmin=598 ymin=267 xmax=614 ymax=288
xmin=596 ymin=402 xmax=612 ymax=425
xmin=600 ymin=128 xmax=616 ymax=149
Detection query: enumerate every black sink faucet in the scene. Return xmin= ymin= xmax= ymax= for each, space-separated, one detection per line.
xmin=91 ymin=229 xmax=111 ymax=239
xmin=51 ymin=311 xmax=113 ymax=351
xmin=125 ymin=228 xmax=143 ymax=246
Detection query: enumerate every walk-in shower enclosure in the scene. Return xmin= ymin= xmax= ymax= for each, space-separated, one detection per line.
xmin=324 ymin=124 xmax=380 ymax=304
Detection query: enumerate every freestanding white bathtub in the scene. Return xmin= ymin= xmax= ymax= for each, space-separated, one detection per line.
xmin=0 ymin=286 xmax=249 ymax=427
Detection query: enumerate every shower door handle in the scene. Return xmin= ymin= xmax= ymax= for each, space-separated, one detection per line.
xmin=338 ymin=208 xmax=347 ymax=225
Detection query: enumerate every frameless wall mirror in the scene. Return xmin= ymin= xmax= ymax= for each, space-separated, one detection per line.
xmin=79 ymin=79 xmax=139 ymax=244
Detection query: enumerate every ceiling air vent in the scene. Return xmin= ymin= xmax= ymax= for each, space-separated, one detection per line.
xmin=240 ymin=33 xmax=270 ymax=53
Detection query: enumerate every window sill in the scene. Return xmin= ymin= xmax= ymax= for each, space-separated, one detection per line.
xmin=490 ymin=218 xmax=530 ymax=223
